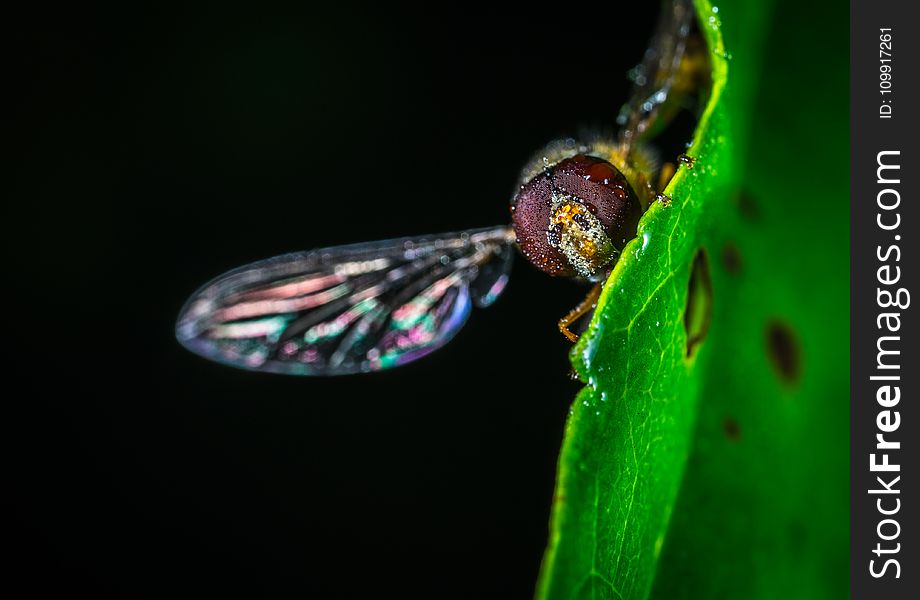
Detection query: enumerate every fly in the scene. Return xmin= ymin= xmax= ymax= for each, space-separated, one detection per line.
xmin=176 ymin=0 xmax=709 ymax=375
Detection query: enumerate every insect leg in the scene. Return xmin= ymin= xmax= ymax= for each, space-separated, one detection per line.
xmin=558 ymin=282 xmax=604 ymax=343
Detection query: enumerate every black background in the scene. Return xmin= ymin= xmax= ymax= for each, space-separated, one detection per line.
xmin=9 ymin=2 xmax=659 ymax=597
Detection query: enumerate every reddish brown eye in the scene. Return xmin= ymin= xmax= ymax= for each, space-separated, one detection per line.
xmin=510 ymin=154 xmax=642 ymax=278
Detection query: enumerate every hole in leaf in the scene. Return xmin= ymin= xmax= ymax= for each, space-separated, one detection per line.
xmin=766 ymin=320 xmax=802 ymax=386
xmin=721 ymin=242 xmax=742 ymax=275
xmin=722 ymin=417 xmax=741 ymax=442
xmin=684 ymin=249 xmax=713 ymax=358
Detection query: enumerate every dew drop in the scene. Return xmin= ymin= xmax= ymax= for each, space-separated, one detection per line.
xmin=654 ymin=193 xmax=672 ymax=207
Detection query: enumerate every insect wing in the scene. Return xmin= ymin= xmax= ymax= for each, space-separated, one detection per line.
xmin=616 ymin=0 xmax=695 ymax=149
xmin=176 ymin=226 xmax=515 ymax=375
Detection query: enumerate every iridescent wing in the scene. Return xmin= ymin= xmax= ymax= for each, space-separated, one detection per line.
xmin=616 ymin=0 xmax=696 ymax=151
xmin=176 ymin=226 xmax=515 ymax=375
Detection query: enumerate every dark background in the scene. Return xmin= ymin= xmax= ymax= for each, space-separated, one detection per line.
xmin=9 ymin=2 xmax=658 ymax=597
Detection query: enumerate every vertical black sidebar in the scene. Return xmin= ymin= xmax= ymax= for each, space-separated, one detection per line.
xmin=851 ymin=1 xmax=918 ymax=597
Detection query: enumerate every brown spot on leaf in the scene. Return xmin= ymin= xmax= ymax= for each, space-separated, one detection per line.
xmin=766 ymin=320 xmax=802 ymax=387
xmin=736 ymin=190 xmax=760 ymax=221
xmin=722 ymin=417 xmax=741 ymax=441
xmin=721 ymin=242 xmax=742 ymax=275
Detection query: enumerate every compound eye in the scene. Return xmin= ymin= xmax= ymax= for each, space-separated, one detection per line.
xmin=510 ymin=154 xmax=642 ymax=278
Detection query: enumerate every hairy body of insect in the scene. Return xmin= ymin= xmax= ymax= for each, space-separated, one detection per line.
xmin=176 ymin=0 xmax=709 ymax=375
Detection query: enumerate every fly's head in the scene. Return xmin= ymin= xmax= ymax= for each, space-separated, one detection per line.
xmin=510 ymin=153 xmax=642 ymax=281
xmin=547 ymin=195 xmax=616 ymax=279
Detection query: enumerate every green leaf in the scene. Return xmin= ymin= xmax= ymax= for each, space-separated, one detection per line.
xmin=535 ymin=1 xmax=848 ymax=598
